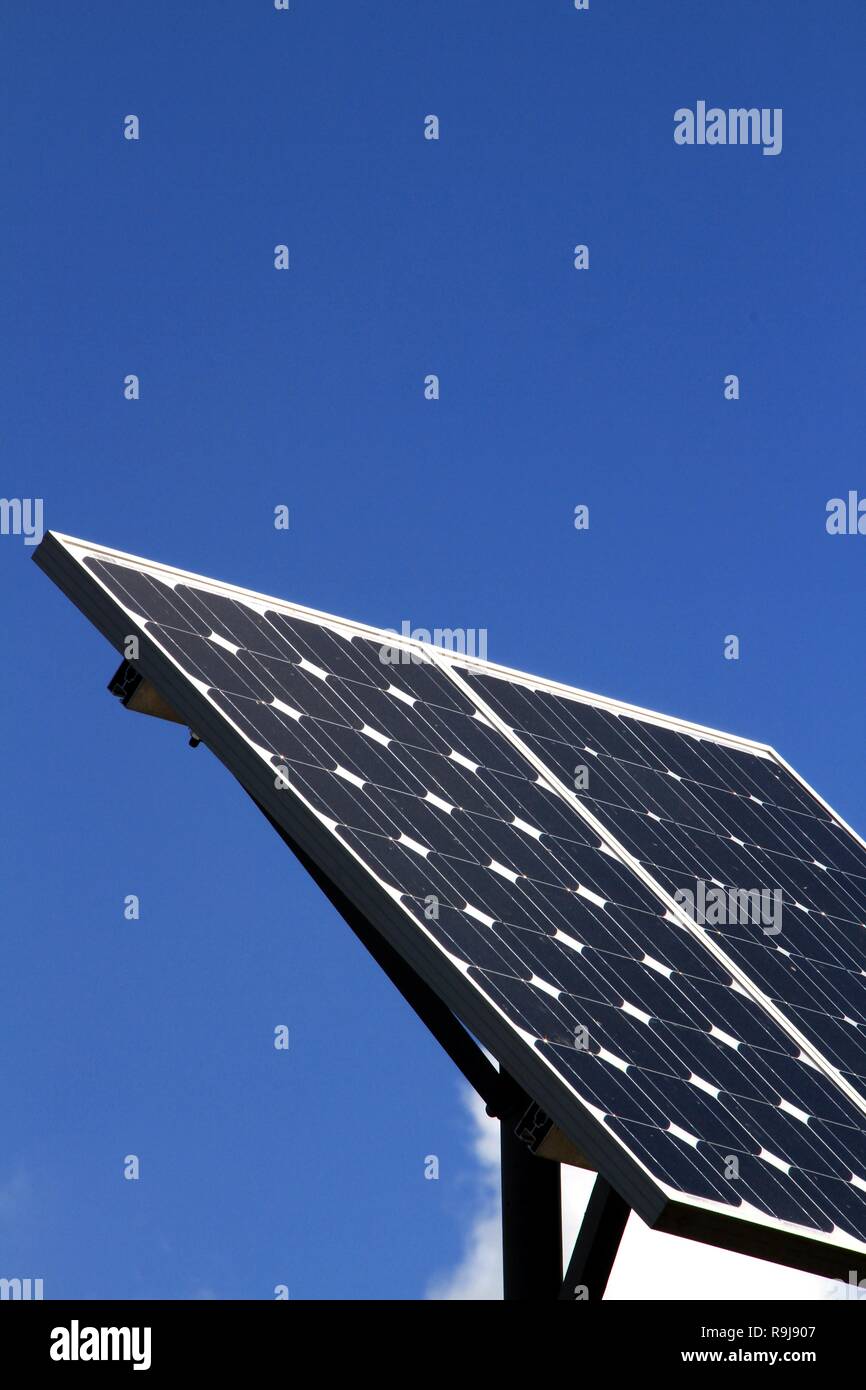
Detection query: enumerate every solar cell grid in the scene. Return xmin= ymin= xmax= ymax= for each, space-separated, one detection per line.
xmin=33 ymin=533 xmax=866 ymax=1277
xmin=457 ymin=667 xmax=866 ymax=1168
xmin=88 ymin=558 xmax=866 ymax=1232
xmin=461 ymin=661 xmax=866 ymax=1095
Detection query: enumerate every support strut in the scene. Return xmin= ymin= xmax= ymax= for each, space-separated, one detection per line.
xmin=500 ymin=1084 xmax=563 ymax=1301
xmin=559 ymin=1175 xmax=630 ymax=1301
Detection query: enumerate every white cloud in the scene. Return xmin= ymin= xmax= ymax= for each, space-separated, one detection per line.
xmin=427 ymin=1084 xmax=852 ymax=1301
xmin=426 ymin=1088 xmax=502 ymax=1300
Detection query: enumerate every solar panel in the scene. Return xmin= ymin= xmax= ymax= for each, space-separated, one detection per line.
xmin=34 ymin=531 xmax=866 ymax=1281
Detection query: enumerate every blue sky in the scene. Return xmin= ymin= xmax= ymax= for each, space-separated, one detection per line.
xmin=3 ymin=1 xmax=866 ymax=1299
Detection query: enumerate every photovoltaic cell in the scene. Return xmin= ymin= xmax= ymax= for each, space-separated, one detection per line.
xmin=33 ymin=533 xmax=866 ymax=1278
xmin=462 ymin=675 xmax=866 ymax=962
xmin=459 ymin=670 xmax=866 ymax=1185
